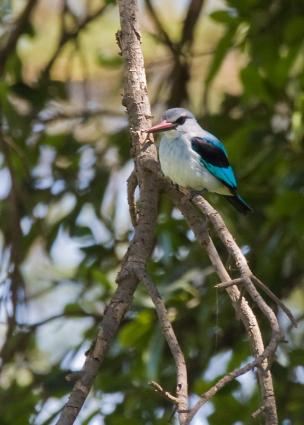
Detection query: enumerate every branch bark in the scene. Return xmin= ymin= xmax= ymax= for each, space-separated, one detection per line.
xmin=140 ymin=272 xmax=188 ymax=424
xmin=166 ymin=0 xmax=205 ymax=107
xmin=167 ymin=188 xmax=281 ymax=424
xmin=55 ymin=1 xmax=159 ymax=423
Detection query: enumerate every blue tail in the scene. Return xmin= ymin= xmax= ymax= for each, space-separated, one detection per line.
xmin=223 ymin=194 xmax=253 ymax=214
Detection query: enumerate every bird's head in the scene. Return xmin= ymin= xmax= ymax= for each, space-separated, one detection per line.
xmin=147 ymin=108 xmax=197 ymax=136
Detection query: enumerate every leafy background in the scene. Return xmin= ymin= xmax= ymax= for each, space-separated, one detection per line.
xmin=0 ymin=0 xmax=303 ymax=424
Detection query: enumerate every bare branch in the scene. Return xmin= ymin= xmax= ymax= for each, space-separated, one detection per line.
xmin=165 ymin=187 xmax=280 ymax=425
xmin=193 ymin=210 xmax=279 ymax=424
xmin=251 ymin=275 xmax=297 ymax=327
xmin=55 ymin=1 xmax=160 ymax=424
xmin=214 ymin=277 xmax=245 ymax=289
xmin=202 ymin=201 xmax=296 ymax=327
xmin=139 ymin=272 xmax=188 ymax=423
xmin=252 ymin=404 xmax=266 ymax=419
xmin=191 ymin=195 xmax=280 ymax=321
xmin=167 ymin=0 xmax=204 ymax=107
xmin=180 ymin=0 xmax=205 ymax=48
xmin=149 ymin=380 xmax=178 ymax=403
xmin=186 ymin=340 xmax=277 ymax=424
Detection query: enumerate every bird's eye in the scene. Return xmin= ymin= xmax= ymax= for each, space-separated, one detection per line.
xmin=175 ymin=116 xmax=186 ymax=125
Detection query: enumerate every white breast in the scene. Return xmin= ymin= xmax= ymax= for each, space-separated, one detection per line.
xmin=159 ymin=133 xmax=230 ymax=195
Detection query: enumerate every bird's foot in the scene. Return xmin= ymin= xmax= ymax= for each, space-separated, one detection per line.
xmin=188 ymin=190 xmax=203 ymax=203
xmin=173 ymin=184 xmax=191 ymax=204
xmin=173 ymin=184 xmax=203 ymax=204
xmin=180 ymin=189 xmax=201 ymax=205
xmin=175 ymin=184 xmax=188 ymax=196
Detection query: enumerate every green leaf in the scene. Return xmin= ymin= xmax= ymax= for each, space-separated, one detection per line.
xmin=97 ymin=52 xmax=123 ymax=69
xmin=64 ymin=303 xmax=83 ymax=315
xmin=146 ymin=328 xmax=164 ymax=379
xmin=284 ymin=17 xmax=304 ymax=43
xmin=119 ymin=311 xmax=153 ymax=348
xmin=210 ymin=10 xmax=239 ymax=24
xmin=240 ymin=64 xmax=272 ymax=104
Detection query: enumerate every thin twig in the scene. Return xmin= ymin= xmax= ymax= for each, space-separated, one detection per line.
xmin=214 ymin=277 xmax=245 ymax=289
xmin=252 ymin=275 xmax=298 ymax=328
xmin=215 ymin=275 xmax=297 ymax=327
xmin=149 ymin=381 xmax=178 ymax=404
xmin=186 ymin=343 xmax=274 ymax=424
xmin=251 ymin=405 xmax=266 ymax=419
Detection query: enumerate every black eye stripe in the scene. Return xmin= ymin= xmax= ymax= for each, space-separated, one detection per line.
xmin=175 ymin=116 xmax=187 ymax=125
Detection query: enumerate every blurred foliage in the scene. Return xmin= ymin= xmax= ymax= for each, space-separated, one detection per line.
xmin=0 ymin=0 xmax=303 ymax=424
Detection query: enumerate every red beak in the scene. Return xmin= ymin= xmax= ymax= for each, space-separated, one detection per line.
xmin=147 ymin=120 xmax=175 ymax=133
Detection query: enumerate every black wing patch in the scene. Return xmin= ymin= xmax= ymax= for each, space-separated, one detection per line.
xmin=191 ymin=137 xmax=229 ymax=168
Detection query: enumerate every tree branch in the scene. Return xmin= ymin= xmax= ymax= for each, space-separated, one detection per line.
xmin=55 ymin=1 xmax=159 ymax=424
xmin=149 ymin=380 xmax=178 ymax=403
xmin=180 ymin=0 xmax=205 ymax=48
xmin=139 ymin=271 xmax=188 ymax=424
xmin=167 ymin=0 xmax=204 ymax=107
xmin=171 ymin=190 xmax=281 ymax=424
xmin=251 ymin=274 xmax=297 ymax=327
xmin=135 ymin=157 xmax=282 ymax=423
xmin=214 ymin=277 xmax=245 ymax=289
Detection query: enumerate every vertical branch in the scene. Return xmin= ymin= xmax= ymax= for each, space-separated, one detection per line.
xmin=167 ymin=0 xmax=205 ymax=107
xmin=55 ymin=1 xmax=160 ymax=424
xmin=140 ymin=272 xmax=188 ymax=424
xmin=180 ymin=0 xmax=205 ymax=48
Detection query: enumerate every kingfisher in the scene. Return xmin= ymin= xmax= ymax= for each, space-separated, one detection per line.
xmin=147 ymin=108 xmax=252 ymax=214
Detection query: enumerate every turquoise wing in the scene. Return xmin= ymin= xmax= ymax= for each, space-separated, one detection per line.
xmin=191 ymin=135 xmax=238 ymax=190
